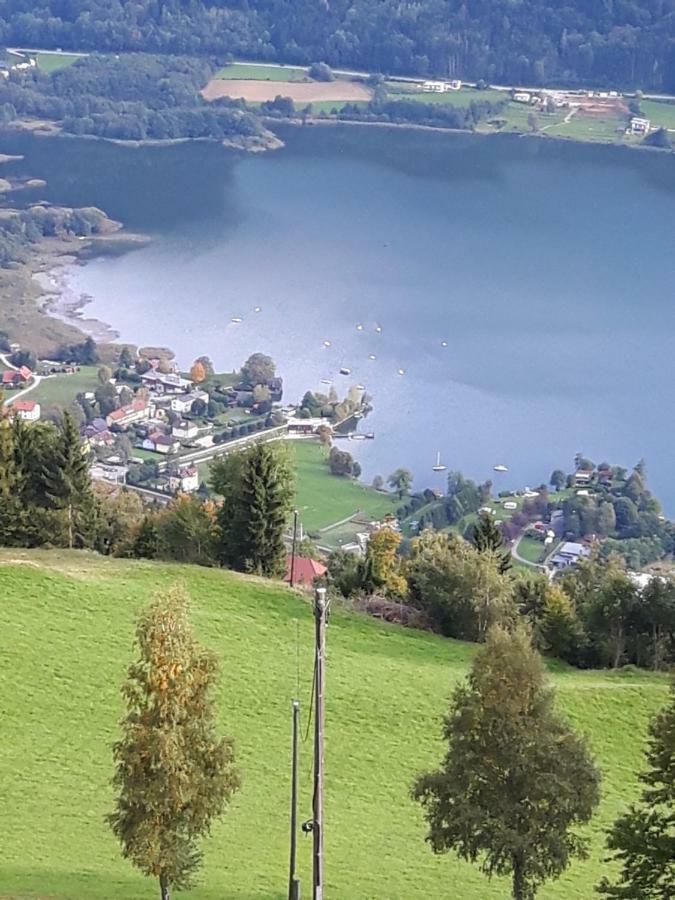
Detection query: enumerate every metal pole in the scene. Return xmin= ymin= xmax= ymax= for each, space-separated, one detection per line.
xmin=313 ymin=588 xmax=327 ymax=900
xmin=290 ymin=510 xmax=299 ymax=587
xmin=288 ymin=700 xmax=301 ymax=900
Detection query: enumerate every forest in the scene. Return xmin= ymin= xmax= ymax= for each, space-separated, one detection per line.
xmin=0 ymin=0 xmax=672 ymax=90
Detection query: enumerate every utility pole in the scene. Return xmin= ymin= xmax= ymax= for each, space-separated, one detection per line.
xmin=290 ymin=509 xmax=299 ymax=587
xmin=312 ymin=587 xmax=328 ymax=900
xmin=288 ymin=700 xmax=301 ymax=900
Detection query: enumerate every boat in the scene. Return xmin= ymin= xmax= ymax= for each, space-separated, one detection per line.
xmin=231 ymin=316 xmax=243 ymax=324
xmin=375 ymin=324 xmax=382 ymax=333
xmin=350 ymin=434 xmax=366 ymax=441
xmin=365 ymin=432 xmax=375 ymax=440
xmin=323 ymin=340 xmax=332 ymax=348
xmin=339 ymin=367 xmax=351 ymax=376
xmin=355 ymin=384 xmax=365 ymax=390
xmin=368 ymin=354 xmax=377 ymax=360
xmin=254 ymin=305 xmax=262 ymax=313
xmin=397 ymin=368 xmax=405 ymax=376
xmin=356 ymin=323 xmax=364 ymax=331
xmin=493 ymin=464 xmax=509 ymax=473
xmin=441 ymin=340 xmax=448 ymax=347
xmin=432 ymin=451 xmax=447 ymax=473
xmin=320 ymin=379 xmax=332 ymax=386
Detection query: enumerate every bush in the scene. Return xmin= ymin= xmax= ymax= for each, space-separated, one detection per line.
xmin=309 ymin=62 xmax=334 ymax=82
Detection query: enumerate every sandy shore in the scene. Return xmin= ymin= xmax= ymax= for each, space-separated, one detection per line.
xmin=33 ymin=262 xmax=120 ymax=344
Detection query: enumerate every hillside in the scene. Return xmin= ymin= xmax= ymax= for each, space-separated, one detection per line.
xmin=1 ymin=0 xmax=673 ymax=89
xmin=0 ymin=550 xmax=668 ymax=899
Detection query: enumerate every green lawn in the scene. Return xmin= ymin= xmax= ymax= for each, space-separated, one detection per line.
xmin=518 ymin=535 xmax=547 ymax=565
xmin=216 ymin=62 xmax=308 ymax=82
xmin=640 ymin=99 xmax=675 ymax=131
xmin=309 ymin=99 xmax=369 ymax=114
xmin=292 ymin=440 xmax=398 ymax=533
xmin=387 ymin=85 xmax=505 ymax=108
xmin=0 ymin=550 xmax=667 ymax=899
xmin=36 ymin=52 xmax=83 ymax=73
xmin=29 ymin=366 xmax=100 ymax=409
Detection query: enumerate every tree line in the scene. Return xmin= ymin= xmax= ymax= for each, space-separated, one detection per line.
xmin=0 ymin=203 xmax=109 ymax=267
xmin=0 ymin=0 xmax=672 ymax=89
xmin=0 ymin=52 xmax=268 ymax=142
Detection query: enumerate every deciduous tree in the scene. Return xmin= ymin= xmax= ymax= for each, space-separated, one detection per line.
xmin=109 ymin=585 xmax=240 ymax=900
xmin=413 ymin=625 xmax=601 ymax=900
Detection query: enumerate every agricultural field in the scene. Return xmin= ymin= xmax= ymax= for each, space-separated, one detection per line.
xmin=29 ymin=365 xmax=100 ymax=408
xmin=386 ymin=84 xmax=506 ymax=108
xmin=0 ymin=550 xmax=667 ymax=899
xmin=292 ymin=440 xmax=397 ymax=534
xmin=36 ymin=51 xmax=83 ymax=73
xmin=203 ymin=77 xmax=371 ymax=104
xmin=640 ymin=98 xmax=675 ymax=131
xmin=215 ymin=62 xmax=309 ymax=82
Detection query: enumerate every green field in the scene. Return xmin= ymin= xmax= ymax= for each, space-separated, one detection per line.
xmin=292 ymin=440 xmax=397 ymax=533
xmin=36 ymin=52 xmax=83 ymax=73
xmin=29 ymin=366 xmax=100 ymax=408
xmin=0 ymin=550 xmax=667 ymax=899
xmin=387 ymin=85 xmax=505 ymax=108
xmin=216 ymin=62 xmax=308 ymax=82
xmin=517 ymin=535 xmax=547 ymax=565
xmin=640 ymin=98 xmax=675 ymax=131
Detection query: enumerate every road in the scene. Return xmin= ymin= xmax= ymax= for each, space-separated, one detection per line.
xmin=0 ymin=353 xmax=43 ymax=406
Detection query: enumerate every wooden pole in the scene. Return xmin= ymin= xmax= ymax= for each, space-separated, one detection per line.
xmin=313 ymin=588 xmax=327 ymax=900
xmin=290 ymin=509 xmax=299 ymax=587
xmin=288 ymin=700 xmax=301 ymax=900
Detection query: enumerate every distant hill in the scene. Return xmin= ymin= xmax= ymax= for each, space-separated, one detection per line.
xmin=1 ymin=0 xmax=674 ymax=90
xmin=0 ymin=549 xmax=667 ymax=898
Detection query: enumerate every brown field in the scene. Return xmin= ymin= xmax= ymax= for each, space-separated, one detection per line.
xmin=202 ymin=78 xmax=372 ymax=103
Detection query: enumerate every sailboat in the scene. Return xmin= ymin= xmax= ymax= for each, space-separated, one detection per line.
xmin=493 ymin=464 xmax=509 ymax=473
xmin=432 ymin=451 xmax=447 ymax=473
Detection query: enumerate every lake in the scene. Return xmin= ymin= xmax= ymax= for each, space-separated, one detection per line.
xmin=3 ymin=126 xmax=675 ymax=510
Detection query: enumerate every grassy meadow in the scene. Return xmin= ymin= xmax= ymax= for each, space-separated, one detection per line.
xmin=0 ymin=550 xmax=667 ymax=900
xmin=216 ymin=62 xmax=308 ymax=82
xmin=36 ymin=52 xmax=83 ymax=73
xmin=29 ymin=365 xmax=100 ymax=408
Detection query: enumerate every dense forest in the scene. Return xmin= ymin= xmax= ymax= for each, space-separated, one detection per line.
xmin=0 ymin=53 xmax=269 ymax=142
xmin=0 ymin=0 xmax=673 ymax=90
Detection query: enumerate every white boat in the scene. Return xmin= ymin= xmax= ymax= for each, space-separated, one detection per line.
xmin=320 ymin=379 xmax=332 ymax=385
xmin=339 ymin=367 xmax=351 ymax=376
xmin=356 ymin=323 xmax=364 ymax=331
xmin=432 ymin=451 xmax=447 ymax=473
xmin=441 ymin=340 xmax=448 ymax=347
xmin=231 ymin=316 xmax=243 ymax=324
xmin=368 ymin=354 xmax=377 ymax=360
xmin=355 ymin=384 xmax=365 ymax=390
xmin=254 ymin=305 xmax=261 ymax=313
xmin=397 ymin=368 xmax=405 ymax=375
xmin=493 ymin=464 xmax=509 ymax=473
xmin=350 ymin=434 xmax=366 ymax=441
xmin=323 ymin=340 xmax=332 ymax=348
xmin=375 ymin=324 xmax=382 ymax=333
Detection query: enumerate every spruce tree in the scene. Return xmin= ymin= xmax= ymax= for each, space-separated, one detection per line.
xmin=597 ymin=679 xmax=675 ymax=898
xmin=109 ymin=585 xmax=240 ymax=900
xmin=0 ymin=412 xmax=25 ymax=545
xmin=41 ymin=410 xmax=93 ymax=548
xmin=412 ymin=625 xmax=601 ymax=900
xmin=212 ymin=441 xmax=294 ymax=577
xmin=472 ymin=511 xmax=511 ymax=573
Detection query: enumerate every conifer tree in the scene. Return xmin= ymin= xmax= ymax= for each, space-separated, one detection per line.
xmin=472 ymin=511 xmax=511 ymax=573
xmin=0 ymin=408 xmax=25 ymax=545
xmin=597 ymin=679 xmax=675 ymax=899
xmin=412 ymin=625 xmax=600 ymax=900
xmin=211 ymin=441 xmax=294 ymax=576
xmin=109 ymin=585 xmax=240 ymax=900
xmin=41 ymin=410 xmax=93 ymax=548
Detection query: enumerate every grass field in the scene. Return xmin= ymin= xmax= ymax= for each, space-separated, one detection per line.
xmin=387 ymin=85 xmax=505 ymax=107
xmin=292 ymin=441 xmax=398 ymax=533
xmin=517 ymin=535 xmax=547 ymax=565
xmin=640 ymin=99 xmax=675 ymax=131
xmin=29 ymin=366 xmax=100 ymax=408
xmin=216 ymin=63 xmax=308 ymax=82
xmin=0 ymin=550 xmax=667 ymax=899
xmin=36 ymin=52 xmax=83 ymax=73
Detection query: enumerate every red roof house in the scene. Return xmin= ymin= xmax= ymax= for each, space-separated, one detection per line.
xmin=284 ymin=554 xmax=327 ymax=588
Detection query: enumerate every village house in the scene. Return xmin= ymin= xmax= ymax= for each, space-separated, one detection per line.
xmin=172 ymin=419 xmax=199 ymax=440
xmin=286 ymin=417 xmax=330 ymax=435
xmin=2 ymin=366 xmax=31 ymax=388
xmin=284 ymin=554 xmax=327 ymax=588
xmin=422 ymin=80 xmax=447 ymax=93
xmin=573 ymin=470 xmax=593 ymax=486
xmin=170 ymin=390 xmax=209 ymax=415
xmin=11 ymin=399 xmax=40 ymax=421
xmin=629 ymin=116 xmax=651 ymax=135
xmin=514 ymin=91 xmax=532 ymax=103
xmin=142 ymin=432 xmax=180 ymax=455
xmin=139 ymin=370 xmax=192 ymax=394
xmin=168 ymin=465 xmax=199 ymax=493
xmin=106 ymin=399 xmax=153 ymax=430
xmin=90 ymin=463 xmax=128 ymax=485
xmin=550 ymin=542 xmax=591 ymax=570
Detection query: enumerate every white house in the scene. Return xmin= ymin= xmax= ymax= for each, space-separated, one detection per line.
xmin=422 ymin=80 xmax=447 ymax=93
xmin=170 ymin=390 xmax=209 ymax=415
xmin=168 ymin=466 xmax=199 ymax=494
xmin=172 ymin=420 xmax=199 ymax=440
xmin=629 ymin=116 xmax=651 ymax=135
xmin=90 ymin=463 xmax=128 ymax=485
xmin=11 ymin=399 xmax=41 ymax=421
xmin=142 ymin=432 xmax=180 ymax=455
xmin=514 ymin=91 xmax=532 ymax=103
xmin=140 ymin=370 xmax=192 ymax=393
xmin=106 ymin=399 xmax=152 ymax=429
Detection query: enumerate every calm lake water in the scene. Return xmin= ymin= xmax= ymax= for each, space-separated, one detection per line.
xmin=4 ymin=127 xmax=675 ymax=509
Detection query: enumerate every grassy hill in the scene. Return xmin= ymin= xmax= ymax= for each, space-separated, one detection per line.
xmin=0 ymin=550 xmax=667 ymax=900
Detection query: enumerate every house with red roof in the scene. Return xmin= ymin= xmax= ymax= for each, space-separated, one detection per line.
xmin=106 ymin=399 xmax=152 ymax=429
xmin=11 ymin=399 xmax=40 ymax=421
xmin=2 ymin=370 xmax=24 ymax=388
xmin=284 ymin=554 xmax=327 ymax=589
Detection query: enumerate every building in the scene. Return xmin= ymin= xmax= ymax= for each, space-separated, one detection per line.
xmin=11 ymin=399 xmax=40 ymax=421
xmin=142 ymin=432 xmax=180 ymax=454
xmin=284 ymin=554 xmax=327 ymax=588
xmin=422 ymin=80 xmax=448 ymax=93
xmin=140 ymin=370 xmax=192 ymax=394
xmin=2 ymin=370 xmax=25 ymax=388
xmin=172 ymin=419 xmax=199 ymax=440
xmin=514 ymin=91 xmax=532 ymax=103
xmin=168 ymin=466 xmax=199 ymax=493
xmin=106 ymin=399 xmax=152 ymax=429
xmin=90 ymin=463 xmax=128 ymax=485
xmin=630 ymin=117 xmax=651 ymax=135
xmin=170 ymin=390 xmax=209 ymax=415
xmin=286 ymin=417 xmax=330 ymax=435
xmin=550 ymin=542 xmax=591 ymax=570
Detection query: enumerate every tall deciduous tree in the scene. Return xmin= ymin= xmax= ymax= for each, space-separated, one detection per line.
xmin=412 ymin=625 xmax=600 ymax=900
xmin=387 ymin=467 xmax=412 ymax=499
xmin=211 ymin=441 xmax=294 ymax=576
xmin=598 ymin=678 xmax=675 ymax=898
xmin=109 ymin=585 xmax=240 ymax=900
xmin=241 ymin=352 xmax=275 ymax=387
